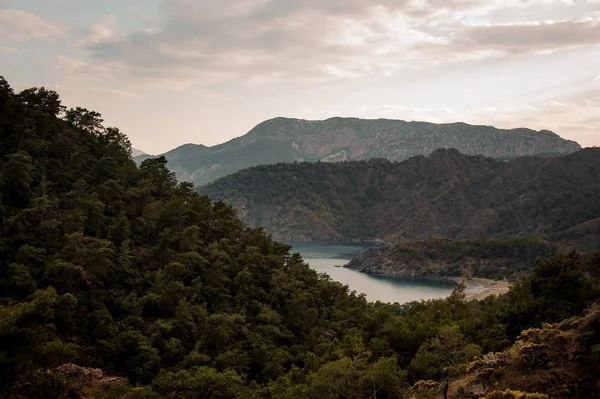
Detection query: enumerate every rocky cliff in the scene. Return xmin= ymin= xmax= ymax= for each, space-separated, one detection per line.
xmin=136 ymin=117 xmax=581 ymax=186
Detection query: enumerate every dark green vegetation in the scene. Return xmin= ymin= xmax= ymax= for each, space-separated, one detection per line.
xmin=136 ymin=117 xmax=580 ymax=186
xmin=200 ymin=149 xmax=600 ymax=248
xmin=1 ymin=78 xmax=599 ymax=398
xmin=345 ymin=237 xmax=559 ymax=281
xmin=414 ymin=302 xmax=600 ymax=398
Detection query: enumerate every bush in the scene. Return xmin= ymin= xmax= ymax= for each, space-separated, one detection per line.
xmin=484 ymin=389 xmax=548 ymax=399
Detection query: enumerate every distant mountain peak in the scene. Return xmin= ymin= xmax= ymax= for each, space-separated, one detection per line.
xmin=135 ymin=117 xmax=581 ymax=186
xmin=178 ymin=143 xmax=208 ymax=149
xmin=131 ymin=148 xmax=146 ymax=157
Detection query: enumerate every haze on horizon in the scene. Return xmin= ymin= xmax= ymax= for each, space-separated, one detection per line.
xmin=1 ymin=0 xmax=599 ymax=154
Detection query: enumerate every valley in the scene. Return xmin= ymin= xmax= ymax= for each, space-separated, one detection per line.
xmin=201 ymin=149 xmax=600 ymax=299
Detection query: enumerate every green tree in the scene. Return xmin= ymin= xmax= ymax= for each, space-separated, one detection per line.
xmin=409 ymin=325 xmax=481 ymax=381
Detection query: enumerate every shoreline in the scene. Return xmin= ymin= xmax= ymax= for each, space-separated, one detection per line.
xmin=449 ymin=277 xmax=511 ymax=300
xmin=347 ymin=270 xmax=511 ymax=301
xmin=343 ymin=267 xmax=512 ymax=301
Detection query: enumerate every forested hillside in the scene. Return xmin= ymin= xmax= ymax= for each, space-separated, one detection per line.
xmin=135 ymin=117 xmax=580 ymax=186
xmin=345 ymin=237 xmax=559 ymax=281
xmin=1 ymin=78 xmax=600 ymax=398
xmin=200 ymin=149 xmax=600 ymax=247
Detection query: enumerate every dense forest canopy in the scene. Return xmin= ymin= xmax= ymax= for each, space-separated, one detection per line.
xmin=1 ymin=77 xmax=599 ymax=398
xmin=199 ymin=150 xmax=600 ymax=247
xmin=345 ymin=237 xmax=560 ymax=281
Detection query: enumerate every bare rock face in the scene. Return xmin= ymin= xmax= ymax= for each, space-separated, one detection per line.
xmin=135 ymin=117 xmax=581 ymax=186
xmin=53 ymin=363 xmax=123 ymax=390
xmin=12 ymin=364 xmax=126 ymax=399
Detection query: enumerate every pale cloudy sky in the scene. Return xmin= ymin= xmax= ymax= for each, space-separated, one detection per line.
xmin=1 ymin=0 xmax=599 ymax=153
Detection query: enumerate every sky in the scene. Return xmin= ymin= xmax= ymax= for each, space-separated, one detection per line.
xmin=1 ymin=0 xmax=599 ymax=154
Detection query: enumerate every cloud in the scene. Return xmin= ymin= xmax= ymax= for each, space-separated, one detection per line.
xmin=455 ymin=19 xmax=600 ymax=54
xmin=0 ymin=9 xmax=65 ymax=41
xmin=73 ymin=0 xmax=599 ymax=87
xmin=76 ymin=15 xmax=119 ymax=46
xmin=53 ymin=56 xmax=121 ymax=78
xmin=504 ymin=96 xmax=600 ymax=148
xmin=92 ymin=87 xmax=144 ymax=100
xmin=0 ymin=45 xmax=18 ymax=53
xmin=350 ymin=93 xmax=600 ymax=148
xmin=80 ymin=0 xmax=473 ymax=86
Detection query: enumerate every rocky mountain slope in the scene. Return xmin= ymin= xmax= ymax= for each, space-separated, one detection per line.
xmin=136 ymin=117 xmax=580 ymax=186
xmin=131 ymin=147 xmax=146 ymax=157
xmin=200 ymin=148 xmax=600 ymax=245
xmin=414 ymin=304 xmax=600 ymax=399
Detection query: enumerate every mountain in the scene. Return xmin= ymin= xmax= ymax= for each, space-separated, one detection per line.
xmin=135 ymin=117 xmax=581 ymax=186
xmin=199 ymin=148 xmax=600 ymax=245
xmin=131 ymin=147 xmax=146 ymax=157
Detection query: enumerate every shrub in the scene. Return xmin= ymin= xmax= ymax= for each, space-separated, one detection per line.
xmin=484 ymin=389 xmax=548 ymax=399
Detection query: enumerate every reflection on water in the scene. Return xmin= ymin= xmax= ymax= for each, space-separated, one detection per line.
xmin=289 ymin=242 xmax=456 ymax=304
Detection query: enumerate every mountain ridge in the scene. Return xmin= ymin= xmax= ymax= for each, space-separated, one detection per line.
xmin=199 ymin=148 xmax=600 ymax=246
xmin=135 ymin=117 xmax=581 ymax=186
xmin=130 ymin=147 xmax=146 ymax=157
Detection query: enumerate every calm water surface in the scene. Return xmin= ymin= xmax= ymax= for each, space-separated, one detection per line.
xmin=290 ymin=242 xmax=456 ymax=304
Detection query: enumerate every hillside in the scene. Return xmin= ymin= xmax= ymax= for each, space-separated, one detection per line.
xmin=199 ymin=148 xmax=600 ymax=245
xmin=136 ymin=117 xmax=580 ymax=186
xmin=411 ymin=303 xmax=600 ymax=399
xmin=345 ymin=237 xmax=559 ymax=281
xmin=1 ymin=77 xmax=600 ymax=399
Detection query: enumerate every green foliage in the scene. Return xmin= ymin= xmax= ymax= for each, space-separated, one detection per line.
xmin=408 ymin=325 xmax=481 ymax=380
xmin=152 ymin=367 xmax=244 ymax=399
xmin=392 ymin=237 xmax=558 ymax=280
xmin=200 ymin=148 xmax=600 ymax=247
xmin=407 ymin=380 xmax=441 ymax=399
xmin=269 ymin=356 xmax=408 ymax=399
xmin=500 ymin=252 xmax=599 ymax=339
xmin=0 ymin=77 xmax=599 ymax=398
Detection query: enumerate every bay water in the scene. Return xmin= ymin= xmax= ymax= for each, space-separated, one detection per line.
xmin=290 ymin=242 xmax=456 ymax=304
